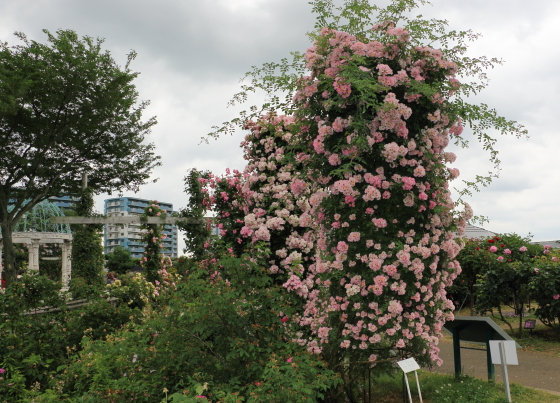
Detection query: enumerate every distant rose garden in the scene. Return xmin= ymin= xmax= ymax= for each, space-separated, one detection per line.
xmin=2 ymin=1 xmax=560 ymax=402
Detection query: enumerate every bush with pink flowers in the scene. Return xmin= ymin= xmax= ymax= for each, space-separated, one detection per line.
xmin=139 ymin=200 xmax=173 ymax=284
xmin=185 ymin=3 xmax=526 ymax=399
xmin=195 ymin=21 xmax=471 ymax=377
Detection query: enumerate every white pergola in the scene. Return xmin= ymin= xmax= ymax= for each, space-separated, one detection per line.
xmin=0 ymin=232 xmax=72 ymax=291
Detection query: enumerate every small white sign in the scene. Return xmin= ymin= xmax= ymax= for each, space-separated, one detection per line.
xmin=397 ymin=358 xmax=421 ymax=373
xmin=489 ymin=340 xmax=518 ymax=365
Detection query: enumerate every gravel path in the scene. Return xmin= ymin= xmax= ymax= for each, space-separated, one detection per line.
xmin=428 ymin=338 xmax=560 ymax=397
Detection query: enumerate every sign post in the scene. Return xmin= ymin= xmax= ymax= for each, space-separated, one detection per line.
xmin=524 ymin=319 xmax=536 ymax=336
xmin=489 ymin=340 xmax=518 ymax=403
xmin=443 ymin=316 xmax=521 ymax=381
xmin=397 ymin=358 xmax=423 ymax=403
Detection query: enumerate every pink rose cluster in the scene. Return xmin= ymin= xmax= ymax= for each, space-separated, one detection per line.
xmin=289 ymin=22 xmax=465 ymax=365
xmin=199 ymin=23 xmax=468 ymax=365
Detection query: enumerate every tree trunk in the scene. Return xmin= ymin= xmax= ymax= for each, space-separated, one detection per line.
xmin=1 ymin=219 xmax=17 ymax=286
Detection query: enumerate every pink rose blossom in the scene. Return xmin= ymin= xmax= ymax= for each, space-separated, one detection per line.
xmin=337 ymin=241 xmax=349 ymax=253
xmin=328 ymin=154 xmax=341 ymax=166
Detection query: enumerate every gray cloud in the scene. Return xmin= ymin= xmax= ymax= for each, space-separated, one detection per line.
xmin=3 ymin=0 xmax=560 ymax=248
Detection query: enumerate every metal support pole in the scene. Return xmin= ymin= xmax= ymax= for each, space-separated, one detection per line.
xmin=404 ymin=373 xmax=413 ymax=403
xmin=452 ymin=327 xmax=462 ymax=377
xmin=499 ymin=341 xmax=512 ymax=402
xmin=414 ymin=370 xmax=423 ymax=403
xmin=486 ymin=331 xmax=495 ymax=381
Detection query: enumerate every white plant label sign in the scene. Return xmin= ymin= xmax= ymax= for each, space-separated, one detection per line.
xmin=397 ymin=358 xmax=421 ymax=373
xmin=489 ymin=340 xmax=518 ymax=365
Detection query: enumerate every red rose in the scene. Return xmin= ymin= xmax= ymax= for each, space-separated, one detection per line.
xmin=488 ymin=239 xmax=495 ymax=244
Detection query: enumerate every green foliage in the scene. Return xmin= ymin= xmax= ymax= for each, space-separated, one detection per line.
xmin=448 ymin=238 xmax=491 ymax=312
xmin=70 ymin=187 xmax=105 ymax=289
xmin=171 ymin=256 xmax=197 ymax=274
xmin=179 ymin=169 xmax=212 ymax=260
xmin=39 ymin=258 xmax=62 ymax=282
xmin=472 ymin=234 xmax=544 ymax=336
xmin=528 ymin=259 xmax=560 ymax=336
xmin=367 ymin=372 xmax=510 ymax=403
xmin=420 ymin=374 xmax=509 ymax=403
xmin=106 ymin=272 xmax=156 ymax=310
xmin=42 ymin=255 xmax=339 ymax=402
xmin=0 ymin=273 xmax=140 ymax=401
xmin=0 ymin=28 xmax=160 ymax=285
xmin=105 ymin=246 xmax=136 ymax=275
xmin=14 ymin=245 xmax=28 ymax=271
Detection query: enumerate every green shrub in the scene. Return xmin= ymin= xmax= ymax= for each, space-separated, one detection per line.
xmin=49 ymin=256 xmax=339 ymax=402
xmin=0 ymin=273 xmax=140 ymax=402
xmin=529 ymin=260 xmax=560 ymax=337
xmin=105 ymin=246 xmax=136 ymax=275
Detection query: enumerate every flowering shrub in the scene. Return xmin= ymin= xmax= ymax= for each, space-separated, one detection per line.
xmin=176 ymin=24 xmax=471 ymax=403
xmin=106 ymin=272 xmax=155 ymax=309
xmin=241 ymin=115 xmax=319 ymax=286
xmin=194 ymin=0 xmax=526 ymax=398
xmin=140 ymin=200 xmax=173 ymax=283
xmin=528 ymin=256 xmax=560 ymax=337
xmin=193 ymin=22 xmax=472 ymax=382
xmin=202 ymin=168 xmax=248 ymax=257
xmin=472 ymin=234 xmax=545 ymax=336
xmin=283 ymin=23 xmax=470 ymax=367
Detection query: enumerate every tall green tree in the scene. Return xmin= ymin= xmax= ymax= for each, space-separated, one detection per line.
xmin=104 ymin=246 xmax=135 ymax=275
xmin=0 ymin=29 xmax=160 ymax=285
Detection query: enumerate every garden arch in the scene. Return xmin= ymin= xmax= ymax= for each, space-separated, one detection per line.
xmin=0 ymin=232 xmax=72 ymax=291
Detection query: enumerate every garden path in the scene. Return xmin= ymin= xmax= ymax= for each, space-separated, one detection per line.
xmin=428 ymin=336 xmax=560 ymax=397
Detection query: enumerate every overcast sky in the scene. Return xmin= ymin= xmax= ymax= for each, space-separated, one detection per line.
xmin=2 ymin=0 xmax=559 ymax=251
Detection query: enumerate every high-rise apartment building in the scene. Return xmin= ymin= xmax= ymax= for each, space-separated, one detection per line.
xmin=48 ymin=195 xmax=79 ymax=211
xmin=104 ymin=197 xmax=178 ymax=258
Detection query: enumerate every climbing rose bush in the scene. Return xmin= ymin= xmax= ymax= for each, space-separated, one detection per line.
xmin=195 ymin=23 xmax=472 ymax=367
xmin=140 ymin=201 xmax=173 ymax=284
xmin=287 ymin=22 xmax=470 ymax=366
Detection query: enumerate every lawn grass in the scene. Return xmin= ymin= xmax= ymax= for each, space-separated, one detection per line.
xmin=368 ymin=371 xmax=560 ymax=403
